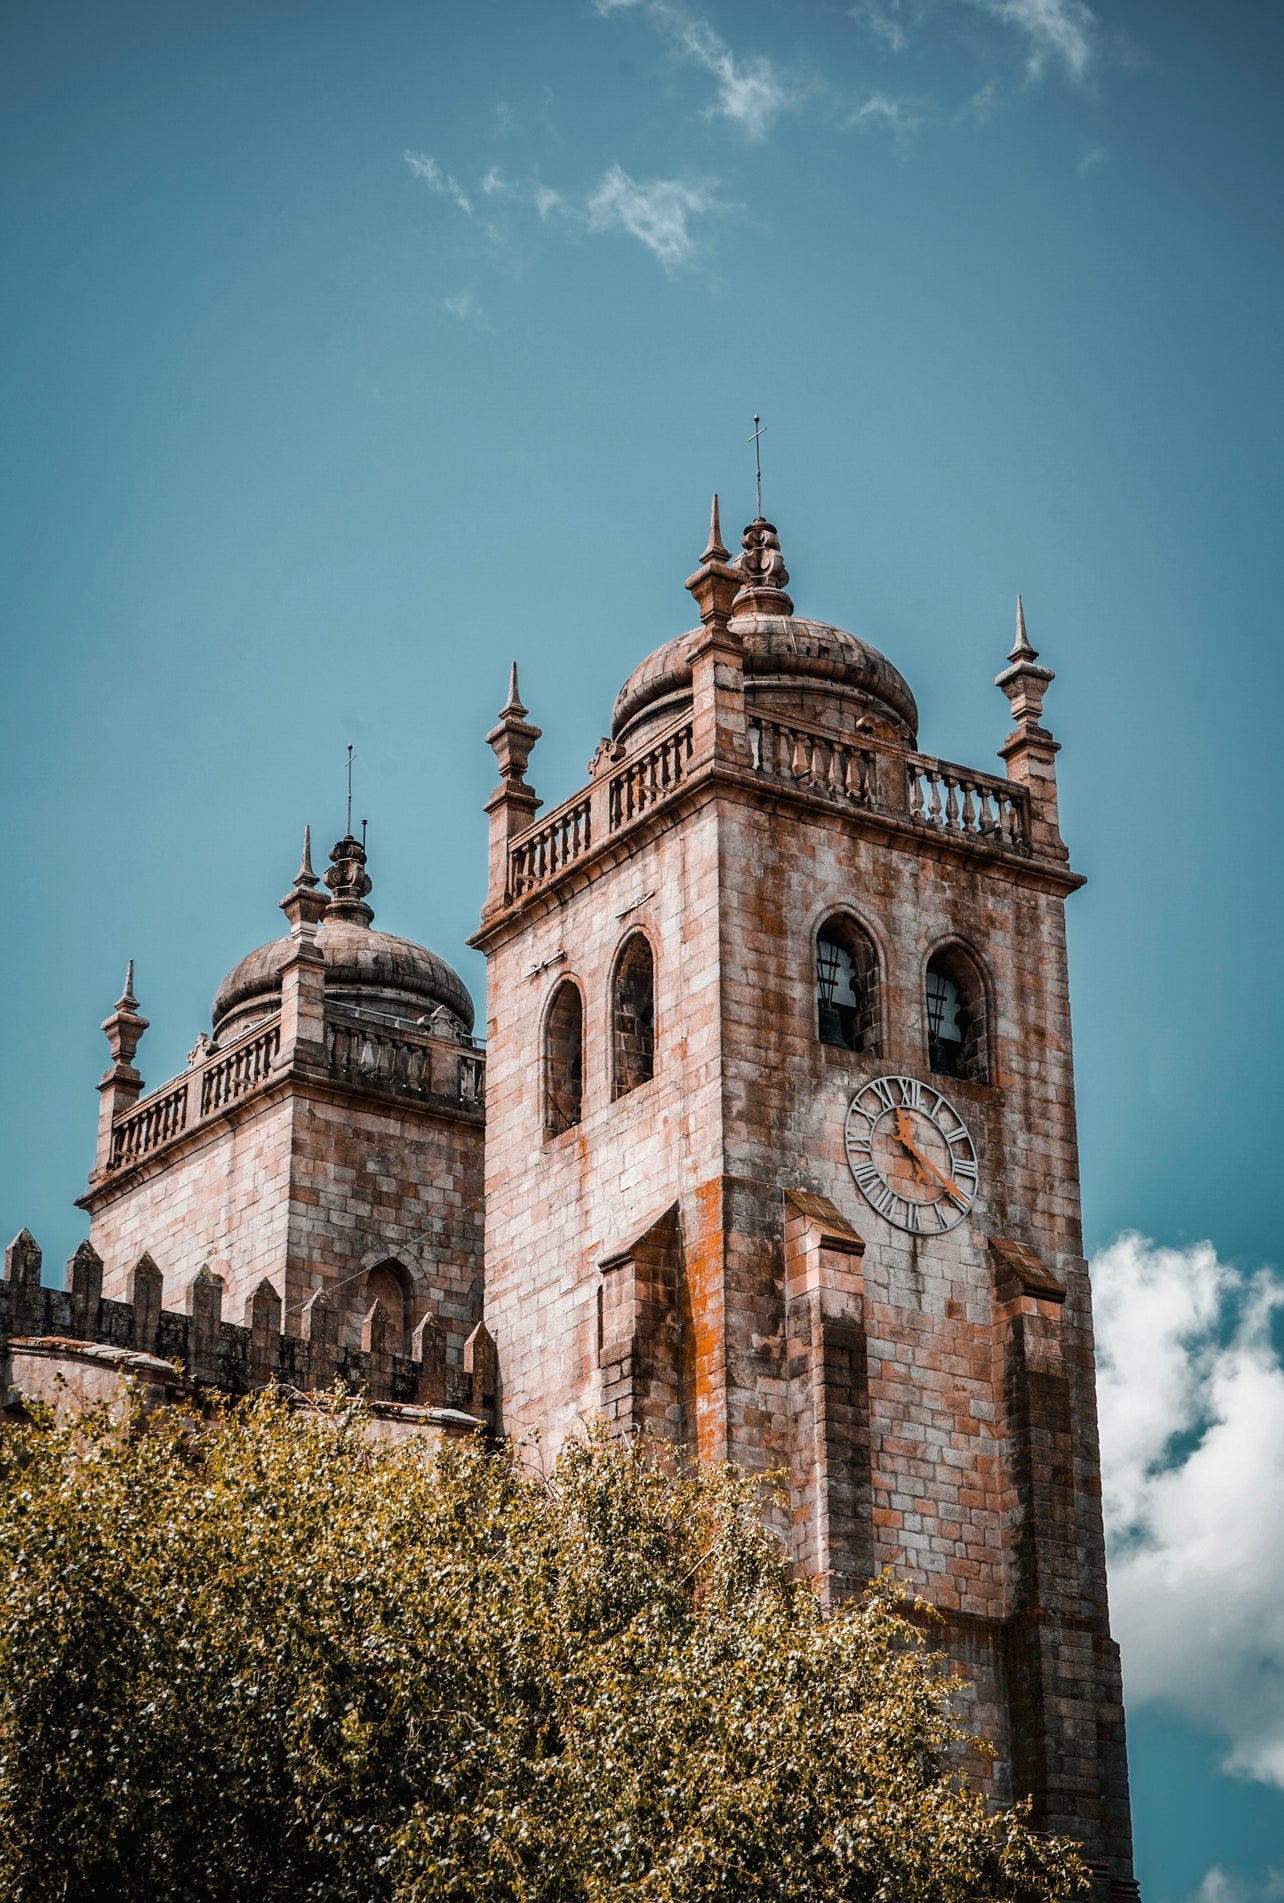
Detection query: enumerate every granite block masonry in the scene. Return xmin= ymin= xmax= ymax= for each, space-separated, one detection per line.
xmin=4 ymin=497 xmax=1138 ymax=1899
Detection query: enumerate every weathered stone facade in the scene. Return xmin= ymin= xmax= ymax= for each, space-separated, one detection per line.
xmin=472 ymin=510 xmax=1138 ymax=1897
xmin=1 ymin=502 xmax=1137 ymax=1895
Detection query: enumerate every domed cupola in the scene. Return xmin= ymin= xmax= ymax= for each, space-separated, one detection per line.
xmin=211 ymin=830 xmax=475 ymax=1045
xmin=611 ymin=504 xmax=918 ymax=751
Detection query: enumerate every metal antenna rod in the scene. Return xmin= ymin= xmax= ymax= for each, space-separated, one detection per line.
xmin=346 ymin=744 xmax=355 ymax=836
xmin=748 ymin=414 xmax=767 ymax=517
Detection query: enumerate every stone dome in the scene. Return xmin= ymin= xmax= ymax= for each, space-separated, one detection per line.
xmin=612 ymin=612 xmax=919 ymax=746
xmin=211 ymin=833 xmax=475 ymax=1044
xmin=611 ymin=509 xmax=918 ymax=748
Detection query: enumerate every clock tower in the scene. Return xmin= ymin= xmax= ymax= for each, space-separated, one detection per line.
xmin=471 ymin=501 xmax=1138 ymax=1900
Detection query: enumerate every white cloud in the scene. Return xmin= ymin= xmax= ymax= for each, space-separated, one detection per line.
xmin=1189 ymin=1868 xmax=1284 ymax=1903
xmin=848 ymin=92 xmax=919 ymax=134
xmin=850 ymin=0 xmax=910 ymax=52
xmin=1077 ymin=143 xmax=1106 ymax=176
xmin=591 ymin=0 xmax=799 ymax=140
xmin=586 ymin=163 xmax=719 ymax=267
xmin=1093 ymin=1233 xmax=1284 ymax=1787
xmin=403 ymin=150 xmax=474 ymax=216
xmin=964 ymin=0 xmax=1096 ymax=83
xmin=480 ymin=166 xmax=565 ymax=220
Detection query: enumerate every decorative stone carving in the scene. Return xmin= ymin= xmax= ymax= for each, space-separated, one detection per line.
xmin=587 ymin=737 xmax=623 ymax=777
xmin=735 ymin=517 xmax=790 ymax=592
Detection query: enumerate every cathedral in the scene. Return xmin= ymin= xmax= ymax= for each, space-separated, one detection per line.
xmin=0 ymin=500 xmax=1139 ymax=1898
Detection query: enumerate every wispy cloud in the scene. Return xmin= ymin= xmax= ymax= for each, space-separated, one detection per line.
xmin=404 ymin=148 xmax=723 ymax=274
xmin=850 ymin=0 xmax=911 ymax=52
xmin=1093 ymin=1233 xmax=1284 ymax=1787
xmin=591 ymin=0 xmax=800 ymax=140
xmin=441 ymin=290 xmax=481 ymax=321
xmin=848 ymin=92 xmax=919 ymax=135
xmin=403 ymin=150 xmax=474 ymax=216
xmin=964 ymin=0 xmax=1096 ymax=84
xmin=586 ymin=164 xmax=720 ymax=267
xmin=1077 ymin=143 xmax=1106 ymax=176
xmin=481 ymin=166 xmax=565 ymax=221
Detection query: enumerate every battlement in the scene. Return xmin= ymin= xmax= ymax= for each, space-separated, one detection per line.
xmin=0 ymin=1230 xmax=495 ymax=1433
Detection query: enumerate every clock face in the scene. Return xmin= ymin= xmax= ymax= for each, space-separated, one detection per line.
xmin=844 ymin=1075 xmax=978 ymax=1234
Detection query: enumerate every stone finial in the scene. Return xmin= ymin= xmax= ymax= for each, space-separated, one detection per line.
xmin=500 ymin=662 xmax=527 ymax=720
xmin=486 ymin=662 xmax=542 ymax=789
xmin=1010 ymin=594 xmax=1038 ymax=664
xmin=101 ymin=962 xmax=149 ymax=1069
xmin=996 ymin=594 xmax=1055 ymax=734
xmin=281 ymin=825 xmax=331 ymax=934
xmin=323 ymin=833 xmax=374 ymax=927
xmin=730 ymin=517 xmax=795 ymax=617
xmin=685 ymin=493 xmax=742 ymax=630
xmin=296 ymin=824 xmax=319 ymax=887
xmin=702 ymin=493 xmax=731 ymax=565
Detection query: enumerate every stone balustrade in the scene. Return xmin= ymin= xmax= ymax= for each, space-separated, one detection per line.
xmin=748 ymin=708 xmax=1030 ymax=856
xmin=607 ymin=720 xmax=693 ymax=829
xmin=107 ymin=1020 xmax=282 ymax=1176
xmin=505 ymin=717 xmax=696 ymax=905
xmin=748 ymin=715 xmax=877 ymax=807
xmin=110 ymin=1080 xmax=190 ymax=1172
xmin=326 ymin=1008 xmax=485 ymax=1107
xmin=106 ymin=1003 xmax=485 ymax=1182
xmin=508 ymin=795 xmax=592 ymax=901
xmin=199 ymin=1023 xmax=281 ymax=1116
xmin=906 ymin=754 xmax=1029 ymax=853
xmin=503 ymin=701 xmax=1035 ymax=912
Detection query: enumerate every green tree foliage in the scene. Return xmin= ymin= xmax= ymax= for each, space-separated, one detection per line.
xmin=0 ymin=1391 xmax=1084 ymax=1903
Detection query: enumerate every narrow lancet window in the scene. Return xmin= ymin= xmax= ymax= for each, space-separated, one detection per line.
xmin=926 ymin=948 xmax=988 ymax=1084
xmin=816 ymin=919 xmax=881 ymax=1054
xmin=612 ymin=934 xmax=655 ymax=1099
xmin=545 ymin=981 xmax=584 ymax=1136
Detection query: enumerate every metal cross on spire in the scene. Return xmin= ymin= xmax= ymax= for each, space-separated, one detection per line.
xmin=346 ymin=743 xmax=356 ymax=836
xmin=748 ymin=414 xmax=767 ymax=518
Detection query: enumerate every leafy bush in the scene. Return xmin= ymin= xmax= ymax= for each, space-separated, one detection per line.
xmin=0 ymin=1391 xmax=1084 ymax=1902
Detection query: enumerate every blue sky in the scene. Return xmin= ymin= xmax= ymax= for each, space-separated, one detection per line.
xmin=2 ymin=2 xmax=1282 ymax=1893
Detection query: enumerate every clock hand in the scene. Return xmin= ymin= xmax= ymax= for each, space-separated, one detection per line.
xmin=892 ymin=1111 xmax=969 ymax=1206
xmin=890 ymin=1111 xmax=933 ymax=1186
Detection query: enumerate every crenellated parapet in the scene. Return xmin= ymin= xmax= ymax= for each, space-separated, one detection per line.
xmin=0 ymin=1229 xmax=495 ymax=1436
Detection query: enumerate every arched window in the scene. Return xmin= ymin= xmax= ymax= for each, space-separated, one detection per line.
xmin=612 ymin=933 xmax=655 ymax=1099
xmin=545 ymin=980 xmax=584 ymax=1136
xmin=364 ymin=1259 xmax=412 ymax=1355
xmin=816 ymin=917 xmax=881 ymax=1054
xmin=925 ymin=947 xmax=988 ymax=1084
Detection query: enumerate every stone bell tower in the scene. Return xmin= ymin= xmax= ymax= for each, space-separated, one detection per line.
xmin=472 ymin=500 xmax=1138 ymax=1900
